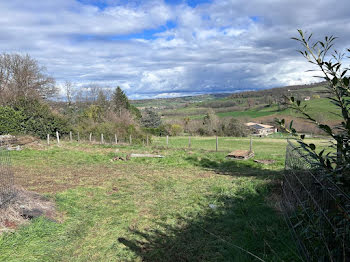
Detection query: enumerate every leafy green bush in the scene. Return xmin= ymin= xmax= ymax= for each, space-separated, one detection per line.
xmin=0 ymin=106 xmax=24 ymax=134
xmin=142 ymin=125 xmax=169 ymax=136
xmin=12 ymin=97 xmax=70 ymax=138
xmin=169 ymin=124 xmax=183 ymax=136
xmin=222 ymin=118 xmax=248 ymax=137
xmin=141 ymin=108 xmax=161 ymax=128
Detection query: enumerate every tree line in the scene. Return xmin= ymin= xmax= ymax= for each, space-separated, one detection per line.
xmin=0 ymin=53 xmax=147 ymax=141
xmin=0 ymin=52 xmax=252 ymax=140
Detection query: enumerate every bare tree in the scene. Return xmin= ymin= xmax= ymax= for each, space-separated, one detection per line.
xmin=247 ymin=98 xmax=255 ymax=109
xmin=64 ymin=80 xmax=73 ymax=106
xmin=87 ymin=83 xmax=100 ymax=103
xmin=0 ymin=53 xmax=57 ymax=104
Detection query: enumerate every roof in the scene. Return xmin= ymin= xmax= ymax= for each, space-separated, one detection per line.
xmin=245 ymin=122 xmax=274 ymax=129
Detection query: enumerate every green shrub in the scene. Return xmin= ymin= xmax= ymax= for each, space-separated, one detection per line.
xmin=0 ymin=106 xmax=24 ymax=134
xmin=169 ymin=124 xmax=183 ymax=136
xmin=141 ymin=109 xmax=162 ymax=128
xmin=13 ymin=97 xmax=70 ymax=138
xmin=142 ymin=125 xmax=169 ymax=136
xmin=222 ymin=118 xmax=248 ymax=137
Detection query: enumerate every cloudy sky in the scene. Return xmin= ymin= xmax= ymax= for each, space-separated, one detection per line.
xmin=0 ymin=0 xmax=349 ymax=99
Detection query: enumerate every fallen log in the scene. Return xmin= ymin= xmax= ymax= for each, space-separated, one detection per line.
xmin=129 ymin=153 xmax=164 ymax=158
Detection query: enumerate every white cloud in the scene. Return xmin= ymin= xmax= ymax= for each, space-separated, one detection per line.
xmin=0 ymin=0 xmax=348 ymax=98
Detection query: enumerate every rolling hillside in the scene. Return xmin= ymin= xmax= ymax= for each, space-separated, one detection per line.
xmin=131 ymin=82 xmax=337 ymax=121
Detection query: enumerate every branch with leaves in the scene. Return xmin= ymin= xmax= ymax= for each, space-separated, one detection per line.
xmin=277 ymin=30 xmax=350 ymax=188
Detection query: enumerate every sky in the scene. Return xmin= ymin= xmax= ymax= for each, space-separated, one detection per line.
xmin=0 ymin=0 xmax=349 ymax=99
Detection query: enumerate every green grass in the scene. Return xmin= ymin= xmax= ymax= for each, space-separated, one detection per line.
xmin=216 ymin=108 xmax=276 ymax=118
xmin=0 ymin=138 xmax=323 ymax=261
xmin=215 ymin=98 xmax=339 ymax=120
xmin=163 ymin=96 xmax=340 ymax=122
xmin=276 ymin=98 xmax=340 ymax=120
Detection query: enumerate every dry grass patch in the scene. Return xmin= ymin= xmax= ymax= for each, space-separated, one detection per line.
xmin=0 ymin=187 xmax=58 ymax=233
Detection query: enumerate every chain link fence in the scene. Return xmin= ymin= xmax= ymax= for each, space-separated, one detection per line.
xmin=282 ymin=139 xmax=350 ymax=261
xmin=0 ymin=136 xmax=15 ymax=207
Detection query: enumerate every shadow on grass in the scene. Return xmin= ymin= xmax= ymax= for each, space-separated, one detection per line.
xmin=185 ymin=155 xmax=283 ymax=177
xmin=118 ymin=178 xmax=300 ymax=261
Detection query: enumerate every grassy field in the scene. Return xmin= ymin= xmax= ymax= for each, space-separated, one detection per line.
xmin=162 ymin=97 xmax=339 ymax=122
xmin=0 ymin=137 xmax=327 ymax=261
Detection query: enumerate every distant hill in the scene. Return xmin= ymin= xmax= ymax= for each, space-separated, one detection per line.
xmin=131 ymin=82 xmax=327 ymax=111
xmin=134 ymin=81 xmax=340 ymax=135
xmin=131 ymin=93 xmax=232 ymax=110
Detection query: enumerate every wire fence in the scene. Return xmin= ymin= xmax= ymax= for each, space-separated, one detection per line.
xmin=0 ymin=137 xmax=15 ymax=207
xmin=282 ymin=139 xmax=350 ymax=261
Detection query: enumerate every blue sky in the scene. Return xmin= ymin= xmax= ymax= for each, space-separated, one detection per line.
xmin=0 ymin=0 xmax=348 ymax=99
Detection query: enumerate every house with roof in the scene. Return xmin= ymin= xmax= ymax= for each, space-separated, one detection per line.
xmin=245 ymin=122 xmax=277 ymax=136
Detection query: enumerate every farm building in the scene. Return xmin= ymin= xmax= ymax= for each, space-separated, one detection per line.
xmin=245 ymin=122 xmax=277 ymax=136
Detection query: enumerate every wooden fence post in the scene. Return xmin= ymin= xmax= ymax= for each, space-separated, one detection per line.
xmin=56 ymin=131 xmax=60 ymax=145
xmin=69 ymin=131 xmax=72 ymax=142
xmin=188 ymin=136 xmax=191 ymax=148
xmin=115 ymin=134 xmax=118 ymax=145
xmin=129 ymin=135 xmax=132 ymax=145
xmin=101 ymin=134 xmax=104 ymax=144
xmin=250 ymin=136 xmax=253 ymax=152
xmin=146 ymin=135 xmax=149 ymax=146
xmin=77 ymin=132 xmax=80 ymax=142
xmin=166 ymin=135 xmax=169 ymax=147
xmin=216 ymin=136 xmax=218 ymax=152
xmin=47 ymin=134 xmax=50 ymax=146
xmin=89 ymin=133 xmax=92 ymax=143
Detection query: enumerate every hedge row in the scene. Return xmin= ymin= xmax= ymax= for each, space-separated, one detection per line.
xmin=0 ymin=98 xmax=70 ymax=138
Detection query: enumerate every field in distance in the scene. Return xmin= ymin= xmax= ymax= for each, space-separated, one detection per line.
xmin=132 ymin=82 xmax=340 ymax=130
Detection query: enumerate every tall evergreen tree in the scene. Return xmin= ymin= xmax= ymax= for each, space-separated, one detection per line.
xmin=112 ymin=86 xmax=130 ymax=116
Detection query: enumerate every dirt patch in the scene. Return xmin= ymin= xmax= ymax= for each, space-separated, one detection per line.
xmin=0 ymin=187 xmax=58 ymax=234
xmin=13 ymin=165 xmax=122 ymax=194
xmin=111 ymin=155 xmax=130 ymax=161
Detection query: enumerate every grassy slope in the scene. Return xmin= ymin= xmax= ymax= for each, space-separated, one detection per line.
xmin=0 ymin=138 xmax=326 ymax=261
xmin=184 ymin=97 xmax=338 ymax=121
xmin=146 ymin=83 xmax=339 ymax=122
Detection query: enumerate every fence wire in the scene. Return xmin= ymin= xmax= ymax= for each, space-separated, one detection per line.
xmin=282 ymin=139 xmax=350 ymax=261
xmin=0 ymin=138 xmax=15 ymax=207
